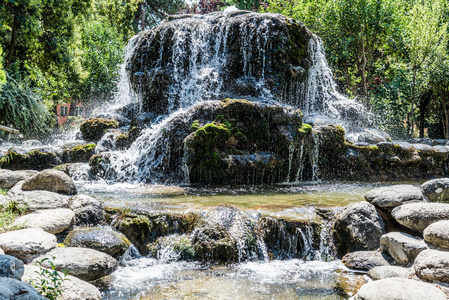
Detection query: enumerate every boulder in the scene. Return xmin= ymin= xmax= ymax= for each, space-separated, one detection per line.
xmin=364 ymin=185 xmax=424 ymax=209
xmin=23 ymin=264 xmax=102 ymax=300
xmin=0 ymin=169 xmax=38 ymax=189
xmin=342 ymin=251 xmax=392 ymax=271
xmin=0 ymin=228 xmax=57 ymax=263
xmin=53 ymin=163 xmax=90 ymax=181
xmin=34 ymin=247 xmax=118 ymax=281
xmin=22 ymin=169 xmax=77 ymax=195
xmin=0 ymin=277 xmax=46 ymax=299
xmin=391 ymin=203 xmax=449 ymax=232
xmin=333 ymin=202 xmax=386 ymax=252
xmin=80 ymin=118 xmax=118 ymax=142
xmin=7 ymin=181 xmax=70 ymax=212
xmin=12 ymin=209 xmax=75 ymax=234
xmin=423 ymin=220 xmax=449 ymax=250
xmin=379 ymin=232 xmax=427 ymax=266
xmin=414 ymin=249 xmax=449 ymax=283
xmin=63 ymin=226 xmax=130 ymax=259
xmin=67 ymin=194 xmax=104 ymax=225
xmin=367 ymin=266 xmax=412 ymax=280
xmin=0 ymin=255 xmax=24 ymax=280
xmin=62 ymin=143 xmax=96 ymax=163
xmin=421 ymin=178 xmax=449 ymax=203
xmin=354 ymin=278 xmax=446 ymax=300
xmin=0 ymin=147 xmax=61 ymax=171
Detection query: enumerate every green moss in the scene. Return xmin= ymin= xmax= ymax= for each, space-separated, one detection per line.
xmin=0 ymin=149 xmax=58 ymax=170
xmin=298 ymin=123 xmax=312 ymax=138
xmin=63 ymin=143 xmax=96 ymax=163
xmin=80 ymin=118 xmax=118 ymax=142
xmin=190 ymin=120 xmax=201 ymax=131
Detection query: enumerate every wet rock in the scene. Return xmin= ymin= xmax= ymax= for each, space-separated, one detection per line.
xmin=22 ymin=140 xmax=42 ymax=147
xmin=0 ymin=228 xmax=57 ymax=263
xmin=23 ymin=264 xmax=102 ymax=300
xmin=80 ymin=118 xmax=118 ymax=142
xmin=64 ymin=226 xmax=130 ymax=259
xmin=53 ymin=163 xmax=90 ymax=181
xmin=0 ymin=255 xmax=24 ymax=280
xmin=0 ymin=277 xmax=46 ymax=299
xmin=379 ymin=232 xmax=427 ymax=266
xmin=421 ymin=178 xmax=449 ymax=203
xmin=0 ymin=147 xmax=60 ymax=171
xmin=423 ymin=220 xmax=449 ymax=250
xmin=0 ymin=248 xmax=4 ymax=255
xmin=68 ymin=194 xmax=104 ymax=226
xmin=22 ymin=169 xmax=77 ymax=195
xmin=342 ymin=251 xmax=392 ymax=271
xmin=12 ymin=209 xmax=75 ymax=234
xmin=7 ymin=181 xmax=70 ymax=212
xmin=354 ymin=278 xmax=446 ymax=300
xmin=116 ymin=122 xmax=142 ymax=149
xmin=367 ymin=266 xmax=412 ymax=280
xmin=364 ymin=185 xmax=424 ymax=209
xmin=34 ymin=247 xmax=118 ymax=281
xmin=391 ymin=203 xmax=449 ymax=232
xmin=413 ymin=143 xmax=434 ymax=153
xmin=333 ymin=202 xmax=386 ymax=252
xmin=62 ymin=143 xmax=96 ymax=163
xmin=0 ymin=169 xmax=38 ymax=189
xmin=414 ymin=249 xmax=449 ymax=283
xmin=147 ymin=234 xmax=194 ymax=261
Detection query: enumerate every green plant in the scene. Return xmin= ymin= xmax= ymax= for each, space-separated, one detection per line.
xmin=31 ymin=257 xmax=69 ymax=300
xmin=0 ymin=200 xmax=26 ymax=233
xmin=0 ymin=189 xmax=6 ymax=196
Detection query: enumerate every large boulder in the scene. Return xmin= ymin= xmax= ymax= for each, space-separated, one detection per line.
xmin=128 ymin=12 xmax=313 ymax=115
xmin=379 ymin=232 xmax=427 ymax=266
xmin=354 ymin=278 xmax=446 ymax=300
xmin=333 ymin=202 xmax=386 ymax=253
xmin=414 ymin=249 xmax=449 ymax=283
xmin=367 ymin=266 xmax=412 ymax=280
xmin=67 ymin=194 xmax=104 ymax=226
xmin=423 ymin=220 xmax=449 ymax=250
xmin=80 ymin=118 xmax=118 ymax=142
xmin=61 ymin=143 xmax=96 ymax=163
xmin=364 ymin=185 xmax=424 ymax=209
xmin=7 ymin=181 xmax=70 ymax=212
xmin=22 ymin=169 xmax=77 ymax=195
xmin=23 ymin=264 xmax=102 ymax=300
xmin=63 ymin=226 xmax=130 ymax=259
xmin=0 ymin=169 xmax=38 ymax=189
xmin=0 ymin=255 xmax=24 ymax=280
xmin=34 ymin=247 xmax=118 ymax=281
xmin=0 ymin=228 xmax=57 ymax=263
xmin=342 ymin=251 xmax=392 ymax=271
xmin=0 ymin=277 xmax=46 ymax=299
xmin=421 ymin=178 xmax=449 ymax=202
xmin=12 ymin=209 xmax=75 ymax=234
xmin=0 ymin=147 xmax=61 ymax=171
xmin=391 ymin=203 xmax=449 ymax=232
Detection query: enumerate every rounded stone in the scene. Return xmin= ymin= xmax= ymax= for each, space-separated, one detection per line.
xmin=63 ymin=226 xmax=130 ymax=259
xmin=391 ymin=203 xmax=449 ymax=232
xmin=414 ymin=249 xmax=449 ymax=283
xmin=423 ymin=220 xmax=449 ymax=250
xmin=0 ymin=254 xmax=24 ymax=280
xmin=354 ymin=278 xmax=446 ymax=300
xmin=0 ymin=277 xmax=46 ymax=299
xmin=0 ymin=170 xmax=38 ymax=190
xmin=22 ymin=169 xmax=77 ymax=195
xmin=12 ymin=209 xmax=75 ymax=234
xmin=364 ymin=185 xmax=424 ymax=209
xmin=379 ymin=232 xmax=427 ymax=266
xmin=421 ymin=178 xmax=449 ymax=203
xmin=33 ymin=247 xmax=118 ymax=281
xmin=67 ymin=194 xmax=104 ymax=226
xmin=368 ymin=266 xmax=413 ymax=280
xmin=342 ymin=251 xmax=392 ymax=271
xmin=0 ymin=228 xmax=57 ymax=263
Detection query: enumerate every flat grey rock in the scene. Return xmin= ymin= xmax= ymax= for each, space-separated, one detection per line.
xmin=354 ymin=278 xmax=446 ymax=300
xmin=23 ymin=264 xmax=101 ymax=300
xmin=12 ymin=209 xmax=75 ymax=234
xmin=33 ymin=246 xmax=118 ymax=281
xmin=423 ymin=220 xmax=449 ymax=250
xmin=342 ymin=251 xmax=392 ymax=271
xmin=391 ymin=203 xmax=449 ymax=232
xmin=364 ymin=185 xmax=424 ymax=209
xmin=368 ymin=266 xmax=412 ymax=280
xmin=0 ymin=228 xmax=57 ymax=263
xmin=0 ymin=254 xmax=24 ymax=280
xmin=380 ymin=232 xmax=427 ymax=266
xmin=414 ymin=249 xmax=449 ymax=283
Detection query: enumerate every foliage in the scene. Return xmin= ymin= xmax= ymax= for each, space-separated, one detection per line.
xmin=0 ymin=199 xmax=27 ymax=233
xmin=0 ymin=45 xmax=5 ymax=89
xmin=30 ymin=257 xmax=69 ymax=300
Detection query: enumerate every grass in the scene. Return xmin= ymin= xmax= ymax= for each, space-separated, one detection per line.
xmin=0 ymin=199 xmax=27 ymax=233
xmin=0 ymin=189 xmax=6 ymax=196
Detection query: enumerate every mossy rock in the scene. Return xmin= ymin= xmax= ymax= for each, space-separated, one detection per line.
xmin=62 ymin=143 xmax=96 ymax=163
xmin=80 ymin=118 xmax=118 ymax=142
xmin=0 ymin=148 xmax=60 ymax=171
xmin=116 ymin=126 xmax=142 ymax=149
xmin=147 ymin=234 xmax=194 ymax=261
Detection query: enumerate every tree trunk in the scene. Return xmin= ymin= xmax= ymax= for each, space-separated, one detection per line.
xmin=5 ymin=15 xmax=18 ymax=69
